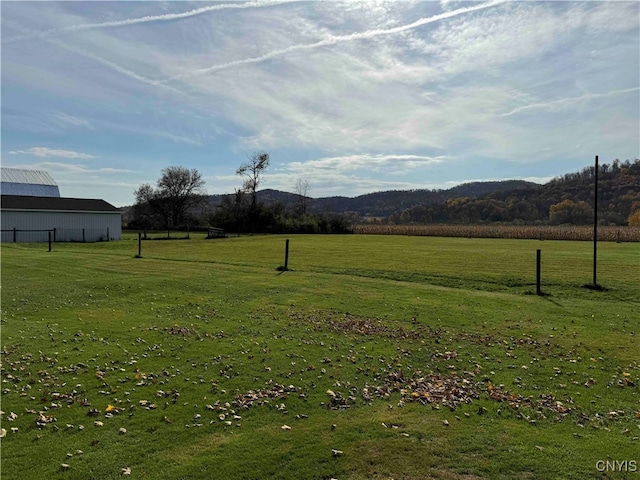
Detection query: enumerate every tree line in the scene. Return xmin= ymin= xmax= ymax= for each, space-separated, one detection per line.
xmin=384 ymin=159 xmax=640 ymax=226
xmin=127 ymin=157 xmax=639 ymax=232
xmin=127 ymin=152 xmax=352 ymax=234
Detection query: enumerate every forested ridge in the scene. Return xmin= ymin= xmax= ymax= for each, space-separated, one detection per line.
xmin=252 ymin=159 xmax=640 ymax=225
xmin=125 ymin=159 xmax=640 ymax=230
xmin=383 ymin=159 xmax=639 ymax=225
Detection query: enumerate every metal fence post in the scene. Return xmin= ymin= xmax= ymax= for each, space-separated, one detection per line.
xmin=13 ymin=227 xmax=16 ymax=243
xmin=593 ymin=155 xmax=598 ymax=287
xmin=48 ymin=231 xmax=52 ymax=252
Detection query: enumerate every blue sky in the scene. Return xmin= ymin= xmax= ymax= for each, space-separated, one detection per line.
xmin=1 ymin=0 xmax=638 ymax=207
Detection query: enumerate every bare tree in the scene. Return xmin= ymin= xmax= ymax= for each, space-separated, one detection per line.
xmin=294 ymin=178 xmax=310 ymax=215
xmin=134 ymin=166 xmax=206 ymax=231
xmin=236 ymin=151 xmax=270 ymax=209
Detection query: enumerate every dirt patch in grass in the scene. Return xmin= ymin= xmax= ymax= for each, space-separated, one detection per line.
xmin=287 ymin=308 xmax=420 ymax=340
xmin=159 ymin=433 xmax=234 ymax=464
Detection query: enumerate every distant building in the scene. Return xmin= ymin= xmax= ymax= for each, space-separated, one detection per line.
xmin=1 ymin=168 xmax=121 ymax=242
xmin=0 ymin=167 xmax=61 ymax=197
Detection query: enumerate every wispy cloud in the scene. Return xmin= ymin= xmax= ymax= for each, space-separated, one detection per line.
xmin=163 ymin=0 xmax=507 ymax=82
xmin=50 ymin=40 xmax=184 ymax=94
xmin=7 ymin=162 xmax=137 ymax=175
xmin=287 ymin=154 xmax=446 ymax=174
xmin=2 ymin=0 xmax=294 ymax=44
xmin=4 ymin=21 xmax=182 ymax=95
xmin=98 ymin=167 xmax=138 ymax=174
xmin=214 ymin=170 xmax=433 ymax=197
xmin=8 ymin=147 xmax=97 ymax=159
xmin=54 ymin=112 xmax=92 ymax=128
xmin=501 ymin=87 xmax=640 ymax=117
xmin=2 ymin=0 xmax=637 ymax=206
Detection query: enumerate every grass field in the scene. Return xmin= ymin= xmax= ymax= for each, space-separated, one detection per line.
xmin=1 ymin=234 xmax=639 ymax=479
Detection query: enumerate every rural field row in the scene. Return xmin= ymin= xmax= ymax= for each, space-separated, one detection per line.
xmin=354 ymin=224 xmax=640 ymax=242
xmin=1 ymin=236 xmax=639 ymax=480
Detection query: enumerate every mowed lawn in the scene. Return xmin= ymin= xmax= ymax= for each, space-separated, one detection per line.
xmin=1 ymin=234 xmax=638 ymax=480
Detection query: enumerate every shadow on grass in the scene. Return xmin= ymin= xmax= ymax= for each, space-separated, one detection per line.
xmin=275 ymin=266 xmax=290 ymax=275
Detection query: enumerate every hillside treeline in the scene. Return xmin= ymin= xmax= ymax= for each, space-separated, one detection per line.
xmin=125 ymin=159 xmax=640 ymax=231
xmin=385 ymin=159 xmax=639 ymax=226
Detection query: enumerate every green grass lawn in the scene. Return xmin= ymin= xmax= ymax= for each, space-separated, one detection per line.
xmin=1 ymin=234 xmax=639 ymax=479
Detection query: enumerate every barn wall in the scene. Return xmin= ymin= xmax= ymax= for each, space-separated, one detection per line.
xmin=1 ymin=210 xmax=121 ymax=242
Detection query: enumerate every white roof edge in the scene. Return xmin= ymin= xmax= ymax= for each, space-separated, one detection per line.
xmin=1 ymin=208 xmax=121 ymax=215
xmin=0 ymin=168 xmax=58 ymax=186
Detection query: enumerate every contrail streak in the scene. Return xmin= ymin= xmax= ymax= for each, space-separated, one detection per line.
xmin=3 ymin=0 xmax=293 ymax=44
xmin=501 ymin=87 xmax=640 ymax=116
xmin=163 ymin=0 xmax=508 ymax=83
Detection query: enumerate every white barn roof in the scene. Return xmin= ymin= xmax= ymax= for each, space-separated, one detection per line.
xmin=1 ymin=167 xmax=61 ymax=197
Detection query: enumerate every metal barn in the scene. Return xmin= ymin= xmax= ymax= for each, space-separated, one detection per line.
xmin=0 ymin=167 xmax=61 ymax=197
xmin=1 ymin=195 xmax=121 ymax=243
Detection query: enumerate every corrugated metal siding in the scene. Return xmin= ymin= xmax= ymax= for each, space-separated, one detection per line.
xmin=1 ymin=211 xmax=121 ymax=242
xmin=0 ymin=168 xmax=61 ymax=197
xmin=1 ymin=182 xmax=61 ymax=197
xmin=1 ymin=168 xmax=58 ymax=185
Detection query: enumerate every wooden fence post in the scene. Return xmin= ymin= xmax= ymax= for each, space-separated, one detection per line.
xmin=536 ymin=249 xmax=541 ymax=296
xmin=284 ymin=239 xmax=290 ymax=271
xmin=137 ymin=232 xmax=142 ymax=258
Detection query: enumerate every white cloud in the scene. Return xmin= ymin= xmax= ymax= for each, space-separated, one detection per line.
xmin=8 ymin=147 xmax=97 ymax=159
xmin=1 ymin=0 xmax=637 ymax=205
xmin=54 ymin=112 xmax=92 ymax=128
xmin=500 ymin=87 xmax=640 ymax=117
xmin=162 ymin=0 xmax=506 ymax=83
xmin=2 ymin=0 xmax=295 ymax=44
xmin=99 ymin=167 xmax=139 ymax=174
xmin=215 ymin=171 xmax=433 ymax=197
xmin=287 ymin=154 xmax=446 ymax=175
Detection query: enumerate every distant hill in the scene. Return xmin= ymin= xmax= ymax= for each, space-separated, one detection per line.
xmin=390 ymin=159 xmax=639 ymax=225
xmin=124 ymin=159 xmax=639 ymax=227
xmin=206 ymin=180 xmax=539 ymax=218
xmin=312 ymin=180 xmax=538 ymax=217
